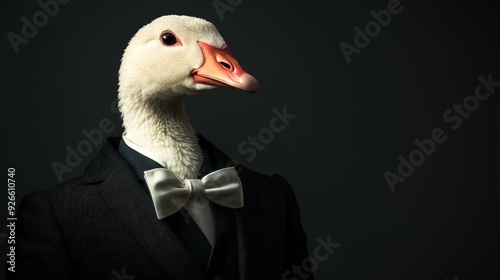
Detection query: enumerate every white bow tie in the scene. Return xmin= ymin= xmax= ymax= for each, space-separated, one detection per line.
xmin=143 ymin=167 xmax=244 ymax=220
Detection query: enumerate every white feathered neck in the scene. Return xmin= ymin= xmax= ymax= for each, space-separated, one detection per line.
xmin=117 ymin=15 xmax=227 ymax=179
xmin=120 ymin=95 xmax=203 ymax=179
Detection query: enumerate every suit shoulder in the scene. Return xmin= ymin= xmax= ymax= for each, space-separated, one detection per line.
xmin=18 ymin=175 xmax=88 ymax=207
xmin=238 ymin=165 xmax=292 ymax=188
xmin=238 ymin=165 xmax=297 ymax=201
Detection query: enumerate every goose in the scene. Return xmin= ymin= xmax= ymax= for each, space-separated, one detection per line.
xmin=10 ymin=15 xmax=314 ymax=280
xmin=118 ymin=15 xmax=259 ymax=180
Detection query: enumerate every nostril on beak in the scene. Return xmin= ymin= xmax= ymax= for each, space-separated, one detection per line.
xmin=219 ymin=61 xmax=232 ymax=70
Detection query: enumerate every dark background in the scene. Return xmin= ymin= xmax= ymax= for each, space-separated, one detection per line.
xmin=2 ymin=0 xmax=499 ymax=279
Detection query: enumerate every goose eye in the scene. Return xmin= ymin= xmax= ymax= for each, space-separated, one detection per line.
xmin=161 ymin=32 xmax=178 ymax=46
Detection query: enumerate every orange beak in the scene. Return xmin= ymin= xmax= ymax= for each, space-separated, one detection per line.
xmin=192 ymin=41 xmax=259 ymax=93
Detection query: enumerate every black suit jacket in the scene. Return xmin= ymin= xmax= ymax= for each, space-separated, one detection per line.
xmin=6 ymin=137 xmax=313 ymax=280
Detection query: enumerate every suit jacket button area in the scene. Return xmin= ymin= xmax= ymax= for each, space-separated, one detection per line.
xmin=214 ymin=276 xmax=223 ymax=280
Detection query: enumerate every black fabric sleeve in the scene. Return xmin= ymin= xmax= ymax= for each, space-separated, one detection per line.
xmin=6 ymin=192 xmax=74 ymax=280
xmin=273 ymin=174 xmax=315 ymax=280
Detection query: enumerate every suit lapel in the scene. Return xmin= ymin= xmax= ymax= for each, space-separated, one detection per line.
xmin=84 ymin=139 xmax=205 ymax=280
xmin=201 ymin=136 xmax=284 ymax=279
xmin=235 ymin=170 xmax=289 ymax=279
xmin=235 ymin=190 xmax=263 ymax=280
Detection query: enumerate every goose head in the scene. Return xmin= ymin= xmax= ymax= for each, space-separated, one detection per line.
xmin=118 ymin=15 xmax=259 ymax=101
xmin=117 ymin=15 xmax=258 ymax=179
